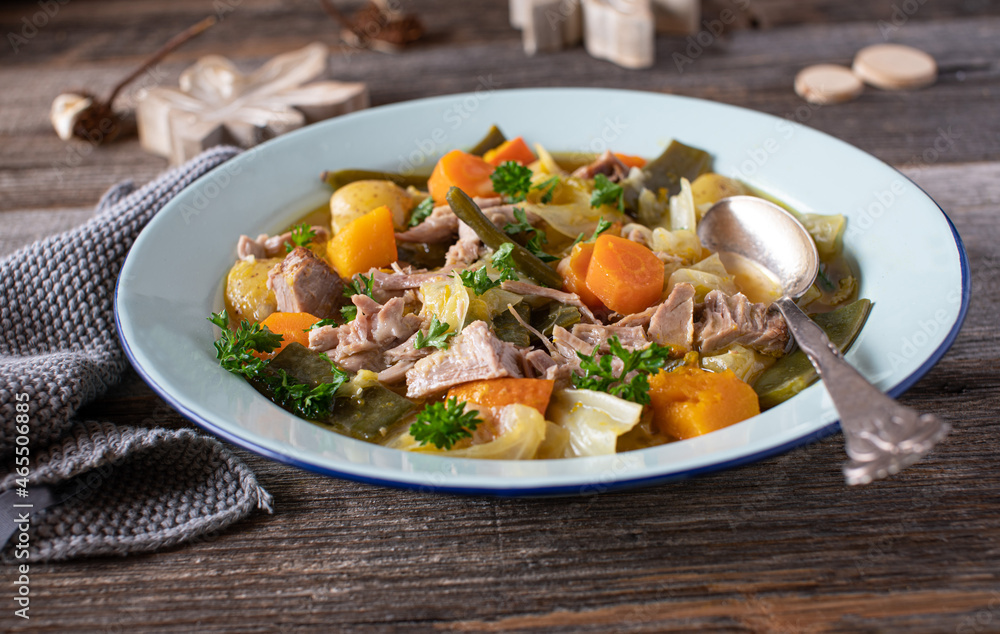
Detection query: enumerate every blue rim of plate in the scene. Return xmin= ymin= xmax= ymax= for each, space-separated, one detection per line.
xmin=113 ymin=93 xmax=971 ymax=498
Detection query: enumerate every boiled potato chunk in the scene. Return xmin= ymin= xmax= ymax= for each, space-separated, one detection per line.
xmin=329 ymin=180 xmax=415 ymax=234
xmin=690 ymin=173 xmax=749 ymax=216
xmin=225 ymin=257 xmax=281 ymax=325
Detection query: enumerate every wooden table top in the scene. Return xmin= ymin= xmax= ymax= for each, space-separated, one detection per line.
xmin=2 ymin=0 xmax=999 ymax=631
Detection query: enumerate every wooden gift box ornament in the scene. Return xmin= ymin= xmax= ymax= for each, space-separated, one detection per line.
xmin=137 ymin=43 xmax=368 ymax=164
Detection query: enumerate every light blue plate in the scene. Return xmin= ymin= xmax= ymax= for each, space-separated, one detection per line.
xmin=115 ymin=88 xmax=969 ymax=496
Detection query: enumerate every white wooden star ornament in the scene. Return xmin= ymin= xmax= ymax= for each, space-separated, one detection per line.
xmin=136 ymin=42 xmax=368 ymax=164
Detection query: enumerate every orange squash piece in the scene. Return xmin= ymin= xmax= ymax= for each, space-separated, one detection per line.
xmin=327 ymin=204 xmax=398 ymax=279
xmin=585 ymin=234 xmax=664 ymax=315
xmin=556 ymin=242 xmax=604 ymax=309
xmin=257 ymin=311 xmax=320 ymax=358
xmin=428 ymin=149 xmax=497 ymax=203
xmin=447 ymin=378 xmax=555 ymax=428
xmin=648 ymin=366 xmax=760 ymax=440
xmin=483 ymin=137 xmax=537 ymax=166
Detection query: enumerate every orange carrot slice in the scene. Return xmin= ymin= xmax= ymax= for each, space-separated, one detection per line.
xmin=585 ymin=234 xmax=663 ymax=315
xmin=483 ymin=137 xmax=537 ymax=166
xmin=428 ymin=150 xmax=496 ymax=203
xmin=258 ymin=311 xmax=320 ymax=358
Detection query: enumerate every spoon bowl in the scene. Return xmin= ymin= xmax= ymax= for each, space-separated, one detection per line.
xmin=697 ymin=196 xmax=818 ymax=298
xmin=698 ymin=196 xmax=950 ymax=485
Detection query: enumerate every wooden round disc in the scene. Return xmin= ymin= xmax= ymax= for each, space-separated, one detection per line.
xmin=794 ymin=64 xmax=864 ymax=105
xmin=852 ymin=44 xmax=937 ymax=90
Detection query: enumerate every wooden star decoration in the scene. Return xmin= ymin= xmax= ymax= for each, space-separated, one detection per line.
xmin=136 ymin=42 xmax=368 ymax=164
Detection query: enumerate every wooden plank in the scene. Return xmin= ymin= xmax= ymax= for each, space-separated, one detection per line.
xmin=3 ymin=160 xmax=997 ymax=632
xmin=1 ymin=16 xmax=999 ymax=212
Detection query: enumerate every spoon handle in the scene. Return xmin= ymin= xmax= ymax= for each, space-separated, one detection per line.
xmin=774 ymin=297 xmax=950 ymax=485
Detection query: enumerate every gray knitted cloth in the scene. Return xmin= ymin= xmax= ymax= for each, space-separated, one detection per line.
xmin=0 ymin=146 xmax=272 ymax=561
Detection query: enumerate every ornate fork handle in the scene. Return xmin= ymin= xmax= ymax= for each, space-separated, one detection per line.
xmin=775 ymin=298 xmax=950 ymax=485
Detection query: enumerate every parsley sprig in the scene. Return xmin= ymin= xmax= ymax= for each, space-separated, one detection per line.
xmin=535 ymin=175 xmax=559 ymax=204
xmin=571 ymin=336 xmax=672 ymax=405
xmin=590 ymin=174 xmax=624 ymax=212
xmin=491 ymin=161 xmax=534 ymax=202
xmin=208 ymin=311 xmax=283 ymax=378
xmin=490 ymin=242 xmax=520 ymax=282
xmin=408 ymin=196 xmax=435 ymax=227
xmin=285 ymin=223 xmax=316 ymax=252
xmin=268 ymin=365 xmax=349 ymax=420
xmin=208 ymin=311 xmax=351 ymax=420
xmin=341 ymin=273 xmax=375 ymax=323
xmin=503 ymin=207 xmax=558 ymax=263
xmin=306 ymin=318 xmax=338 ymax=332
xmin=414 ymin=316 xmax=456 ymax=350
xmin=409 ymin=397 xmax=482 ymax=449
xmin=569 ymin=217 xmax=613 ymax=250
xmin=457 ymin=267 xmax=500 ymax=295
xmin=208 ymin=312 xmax=349 ymax=420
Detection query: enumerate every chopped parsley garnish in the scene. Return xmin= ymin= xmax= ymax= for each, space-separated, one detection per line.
xmin=409 ymin=397 xmax=482 ymax=449
xmin=285 ymin=223 xmax=316 ymax=252
xmin=571 ymin=336 xmax=672 ymax=405
xmin=208 ymin=311 xmax=283 ymax=379
xmin=306 ymin=318 xmax=338 ymax=332
xmin=534 ymin=175 xmax=559 ymax=203
xmin=266 ymin=366 xmax=349 ymax=420
xmin=341 ymin=273 xmax=375 ymax=323
xmin=569 ymin=217 xmax=613 ymax=249
xmin=408 ymin=196 xmax=435 ymax=227
xmin=414 ymin=316 xmax=456 ymax=350
xmin=504 ymin=207 xmax=558 ymax=263
xmin=590 ymin=173 xmax=624 ymax=212
xmin=490 ymin=242 xmax=519 ymax=282
xmin=491 ymin=161 xmax=534 ymax=202
xmin=458 ymin=267 xmax=501 ymax=295
xmin=209 ymin=311 xmax=349 ymax=420
xmin=503 ymin=207 xmax=534 ymax=236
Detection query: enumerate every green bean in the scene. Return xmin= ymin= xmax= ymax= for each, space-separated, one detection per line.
xmin=468 ymin=125 xmax=507 ymax=156
xmin=446 ymin=187 xmax=564 ymax=289
xmin=321 ymin=169 xmax=429 ymax=191
xmin=754 ymin=299 xmax=872 ymax=409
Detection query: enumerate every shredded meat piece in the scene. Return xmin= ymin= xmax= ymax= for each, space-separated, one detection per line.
xmin=377 ymin=360 xmax=414 ymax=385
xmin=266 ymin=247 xmax=341 ymax=318
xmin=694 ymin=290 xmax=790 ymax=356
xmin=446 ymin=220 xmax=484 ymax=268
xmin=572 ymin=150 xmax=630 ymax=182
xmin=237 ymin=226 xmax=330 ymax=260
xmin=523 ymin=349 xmax=556 ymax=378
xmin=370 ymin=267 xmax=452 ymax=300
xmin=648 ymin=283 xmax=696 ymax=355
xmin=500 ymin=280 xmax=597 ymax=324
xmin=551 ymin=325 xmax=595 ymax=360
xmin=394 ymin=196 xmax=505 ymax=243
xmin=308 ymin=325 xmax=339 ymax=353
xmin=571 ymin=323 xmax=649 ymax=351
xmin=317 ymin=295 xmax=423 ymax=373
xmin=404 ymin=320 xmax=523 ymax=398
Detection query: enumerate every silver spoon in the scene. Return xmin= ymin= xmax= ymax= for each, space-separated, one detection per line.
xmin=698 ymin=196 xmax=950 ymax=484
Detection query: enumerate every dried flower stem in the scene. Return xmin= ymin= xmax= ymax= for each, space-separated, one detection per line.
xmin=105 ymin=16 xmax=218 ymax=108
